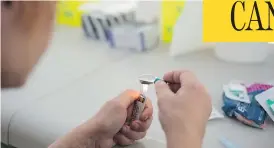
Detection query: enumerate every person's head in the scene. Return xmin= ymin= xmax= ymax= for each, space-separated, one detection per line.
xmin=1 ymin=1 xmax=56 ymax=88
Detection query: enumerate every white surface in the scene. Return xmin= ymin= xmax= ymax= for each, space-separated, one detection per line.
xmin=135 ymin=1 xmax=160 ymax=23
xmin=215 ymin=43 xmax=272 ymax=63
xmin=256 ymin=88 xmax=274 ymax=122
xmin=79 ymin=1 xmax=137 ymax=14
xmin=2 ymin=27 xmax=274 ymax=148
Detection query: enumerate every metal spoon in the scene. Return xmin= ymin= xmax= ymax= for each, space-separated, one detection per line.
xmin=138 ymin=74 xmax=156 ymax=85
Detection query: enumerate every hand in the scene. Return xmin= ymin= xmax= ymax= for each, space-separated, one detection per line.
xmin=155 ymin=71 xmax=211 ymax=145
xmin=87 ymin=90 xmax=153 ymax=147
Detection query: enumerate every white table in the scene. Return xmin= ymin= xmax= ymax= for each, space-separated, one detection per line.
xmin=2 ymin=27 xmax=274 ymax=148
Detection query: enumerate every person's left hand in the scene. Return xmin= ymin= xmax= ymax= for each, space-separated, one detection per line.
xmin=86 ymin=90 xmax=153 ymax=147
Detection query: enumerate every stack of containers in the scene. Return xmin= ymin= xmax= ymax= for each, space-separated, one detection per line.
xmin=79 ymin=2 xmax=159 ymax=52
xmin=79 ymin=2 xmax=136 ymax=41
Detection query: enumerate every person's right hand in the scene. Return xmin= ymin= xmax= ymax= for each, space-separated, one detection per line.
xmin=155 ymin=71 xmax=211 ymax=146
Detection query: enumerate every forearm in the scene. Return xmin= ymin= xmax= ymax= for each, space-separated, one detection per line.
xmin=48 ymin=122 xmax=99 ymax=148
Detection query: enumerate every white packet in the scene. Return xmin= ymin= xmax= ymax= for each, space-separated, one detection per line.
xmin=223 ymin=83 xmax=250 ymax=104
xmin=255 ymin=88 xmax=274 ymax=122
xmin=209 ymin=107 xmax=224 ymax=120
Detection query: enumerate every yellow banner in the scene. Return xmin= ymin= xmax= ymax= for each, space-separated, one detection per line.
xmin=203 ymin=0 xmax=274 ymax=42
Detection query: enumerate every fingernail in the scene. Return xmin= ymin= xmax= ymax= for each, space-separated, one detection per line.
xmin=143 ymin=116 xmax=149 ymax=121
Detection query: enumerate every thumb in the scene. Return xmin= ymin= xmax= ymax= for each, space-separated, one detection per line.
xmin=155 ymin=80 xmax=174 ymax=100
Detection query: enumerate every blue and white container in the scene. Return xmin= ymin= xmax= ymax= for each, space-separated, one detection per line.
xmin=107 ymin=23 xmax=159 ymax=52
xmin=79 ymin=2 xmax=137 ymax=41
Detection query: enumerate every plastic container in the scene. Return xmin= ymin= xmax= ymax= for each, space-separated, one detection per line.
xmin=214 ymin=43 xmax=271 ymax=63
xmin=79 ymin=2 xmax=137 ymax=41
xmin=107 ymin=23 xmax=159 ymax=52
